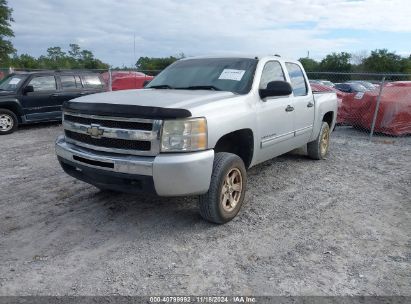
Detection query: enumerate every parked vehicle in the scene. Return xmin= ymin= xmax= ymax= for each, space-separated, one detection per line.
xmin=0 ymin=71 xmax=105 ymax=135
xmin=309 ymin=79 xmax=335 ymax=87
xmin=334 ymin=82 xmax=368 ymax=93
xmin=56 ymin=56 xmax=337 ymax=223
xmin=349 ymin=81 xmax=377 ymax=91
xmin=101 ymin=71 xmax=154 ymax=91
xmin=338 ymin=81 xmax=411 ymax=136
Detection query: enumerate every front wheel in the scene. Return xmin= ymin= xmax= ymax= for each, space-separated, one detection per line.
xmin=0 ymin=109 xmax=18 ymax=135
xmin=199 ymin=152 xmax=247 ymax=224
xmin=307 ymin=122 xmax=330 ymax=160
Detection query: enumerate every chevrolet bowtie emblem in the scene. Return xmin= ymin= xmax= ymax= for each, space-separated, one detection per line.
xmin=87 ymin=124 xmax=104 ymax=138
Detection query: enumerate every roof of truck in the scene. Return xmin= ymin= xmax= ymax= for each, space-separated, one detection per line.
xmin=181 ymin=54 xmax=296 ymax=62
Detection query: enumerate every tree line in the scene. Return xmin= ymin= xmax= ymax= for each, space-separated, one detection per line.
xmin=299 ymin=50 xmax=411 ymax=74
xmin=7 ymin=44 xmax=109 ymax=70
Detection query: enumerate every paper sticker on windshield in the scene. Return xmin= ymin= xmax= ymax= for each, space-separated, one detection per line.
xmin=354 ymin=92 xmax=364 ymax=99
xmin=218 ymin=69 xmax=246 ymax=81
xmin=9 ymin=78 xmax=21 ymax=85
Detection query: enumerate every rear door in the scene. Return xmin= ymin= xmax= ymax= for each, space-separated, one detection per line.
xmin=256 ymin=60 xmax=295 ymax=163
xmin=285 ymin=62 xmax=314 ymax=144
xmin=54 ymin=75 xmax=85 ymax=106
xmin=20 ymin=75 xmax=60 ymax=121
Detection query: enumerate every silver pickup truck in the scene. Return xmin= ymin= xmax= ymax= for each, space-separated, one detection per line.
xmin=56 ymin=55 xmax=337 ymax=223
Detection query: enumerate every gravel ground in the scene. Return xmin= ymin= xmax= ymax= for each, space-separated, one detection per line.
xmin=0 ymin=123 xmax=410 ymax=296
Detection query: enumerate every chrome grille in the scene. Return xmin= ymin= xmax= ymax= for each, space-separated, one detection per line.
xmin=64 ymin=114 xmax=153 ymax=130
xmin=63 ymin=111 xmax=161 ymax=156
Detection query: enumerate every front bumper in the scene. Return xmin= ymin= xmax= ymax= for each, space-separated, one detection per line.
xmin=55 ymin=135 xmax=214 ymax=196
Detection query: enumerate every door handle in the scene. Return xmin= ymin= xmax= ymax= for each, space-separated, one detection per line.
xmin=51 ymin=93 xmax=60 ymax=97
xmin=285 ymin=105 xmax=294 ymax=112
xmin=307 ymin=102 xmax=314 ymax=108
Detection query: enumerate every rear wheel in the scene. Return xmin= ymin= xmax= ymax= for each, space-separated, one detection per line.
xmin=0 ymin=109 xmax=18 ymax=135
xmin=307 ymin=122 xmax=330 ymax=160
xmin=199 ymin=152 xmax=247 ymax=224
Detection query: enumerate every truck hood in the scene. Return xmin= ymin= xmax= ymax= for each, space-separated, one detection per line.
xmin=70 ymin=89 xmax=237 ymax=110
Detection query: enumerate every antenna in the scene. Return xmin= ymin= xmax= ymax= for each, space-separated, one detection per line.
xmin=133 ymin=33 xmax=136 ymax=67
xmin=133 ymin=33 xmax=137 ymax=87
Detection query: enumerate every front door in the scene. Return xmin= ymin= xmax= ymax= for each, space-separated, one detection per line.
xmin=20 ymin=75 xmax=60 ymax=121
xmin=256 ymin=60 xmax=295 ymax=163
xmin=285 ymin=62 xmax=314 ymax=144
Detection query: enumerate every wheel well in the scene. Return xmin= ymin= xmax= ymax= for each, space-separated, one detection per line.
xmin=323 ymin=111 xmax=333 ymax=127
xmin=0 ymin=103 xmax=22 ymax=122
xmin=214 ymin=129 xmax=254 ymax=168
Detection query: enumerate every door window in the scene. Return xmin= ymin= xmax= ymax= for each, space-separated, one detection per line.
xmin=259 ymin=61 xmax=285 ymax=89
xmin=285 ymin=63 xmax=308 ymax=96
xmin=82 ymin=75 xmax=103 ymax=89
xmin=28 ymin=76 xmax=57 ymax=92
xmin=60 ymin=76 xmax=78 ymax=90
xmin=60 ymin=75 xmax=83 ymax=89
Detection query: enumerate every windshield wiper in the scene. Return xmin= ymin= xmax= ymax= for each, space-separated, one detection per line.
xmin=148 ymin=84 xmax=174 ymax=89
xmin=176 ymin=85 xmax=222 ymax=91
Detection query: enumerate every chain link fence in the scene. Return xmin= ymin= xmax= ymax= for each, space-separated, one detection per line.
xmin=307 ymin=72 xmax=411 ymax=140
xmin=1 ymin=68 xmax=410 ymax=140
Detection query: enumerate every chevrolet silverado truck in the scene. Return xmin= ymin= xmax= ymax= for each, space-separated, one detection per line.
xmin=55 ymin=56 xmax=337 ymax=223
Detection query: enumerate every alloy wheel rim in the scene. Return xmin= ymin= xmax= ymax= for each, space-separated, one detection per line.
xmin=0 ymin=114 xmax=13 ymax=132
xmin=221 ymin=168 xmax=243 ymax=212
xmin=320 ymin=127 xmax=330 ymax=156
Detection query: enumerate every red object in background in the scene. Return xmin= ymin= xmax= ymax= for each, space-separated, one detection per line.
xmin=310 ymin=83 xmax=347 ymax=124
xmin=358 ymin=82 xmax=411 ymax=136
xmin=311 ymin=82 xmax=411 ymax=136
xmin=101 ymin=71 xmax=154 ymax=91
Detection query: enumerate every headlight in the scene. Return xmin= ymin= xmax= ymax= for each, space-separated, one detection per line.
xmin=161 ymin=117 xmax=207 ymax=152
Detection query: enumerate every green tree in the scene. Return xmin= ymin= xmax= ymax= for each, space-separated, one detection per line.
xmin=362 ymin=49 xmax=406 ymax=73
xmin=47 ymin=46 xmax=66 ymax=61
xmin=0 ymin=0 xmax=15 ymax=65
xmin=135 ymin=54 xmax=184 ymax=71
xmin=10 ymin=53 xmax=38 ymax=69
xmin=298 ymin=57 xmax=319 ymax=72
xmin=319 ymin=52 xmax=352 ymax=72
xmin=80 ymin=49 xmax=108 ymax=69
xmin=9 ymin=44 xmax=109 ymax=70
xmin=68 ymin=43 xmax=81 ymax=59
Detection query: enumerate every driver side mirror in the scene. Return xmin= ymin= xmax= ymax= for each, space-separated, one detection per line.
xmin=259 ymin=81 xmax=292 ymax=99
xmin=23 ymin=85 xmax=34 ymax=95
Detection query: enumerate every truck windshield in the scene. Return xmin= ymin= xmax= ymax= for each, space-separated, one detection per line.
xmin=0 ymin=74 xmax=27 ymax=92
xmin=147 ymin=58 xmax=258 ymax=95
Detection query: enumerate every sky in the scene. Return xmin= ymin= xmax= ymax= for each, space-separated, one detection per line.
xmin=8 ymin=0 xmax=411 ymax=67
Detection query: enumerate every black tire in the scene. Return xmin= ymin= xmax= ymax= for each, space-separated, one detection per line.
xmin=307 ymin=122 xmax=330 ymax=160
xmin=199 ymin=152 xmax=247 ymax=224
xmin=0 ymin=109 xmax=18 ymax=135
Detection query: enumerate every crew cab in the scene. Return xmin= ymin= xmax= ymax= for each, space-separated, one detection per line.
xmin=55 ymin=56 xmax=337 ymax=223
xmin=0 ymin=71 xmax=105 ymax=134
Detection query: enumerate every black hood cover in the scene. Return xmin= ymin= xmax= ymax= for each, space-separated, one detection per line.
xmin=63 ymin=100 xmax=192 ymax=119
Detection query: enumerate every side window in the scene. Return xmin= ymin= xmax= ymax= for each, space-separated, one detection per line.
xmin=28 ymin=76 xmax=56 ymax=92
xmin=75 ymin=76 xmax=83 ymax=88
xmin=259 ymin=61 xmax=285 ymax=89
xmin=82 ymin=75 xmax=103 ymax=89
xmin=60 ymin=76 xmax=77 ymax=90
xmin=285 ymin=63 xmax=308 ymax=96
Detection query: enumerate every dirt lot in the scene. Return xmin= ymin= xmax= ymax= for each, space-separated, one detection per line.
xmin=0 ymin=123 xmax=410 ymax=296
